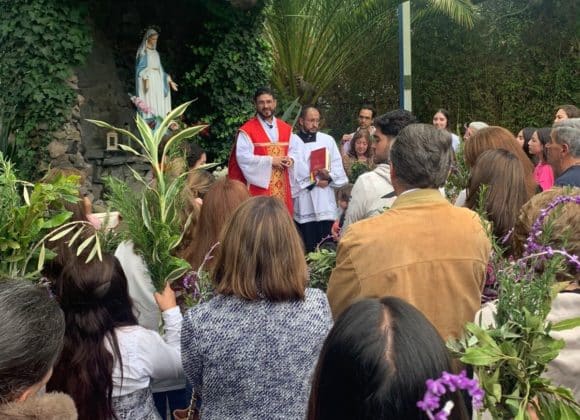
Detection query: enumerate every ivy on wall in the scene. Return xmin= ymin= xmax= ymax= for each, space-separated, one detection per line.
xmin=182 ymin=1 xmax=273 ymax=163
xmin=0 ymin=0 xmax=91 ymax=179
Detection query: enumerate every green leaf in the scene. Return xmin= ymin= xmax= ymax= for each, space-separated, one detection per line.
xmin=42 ymin=211 xmax=73 ymax=228
xmin=37 ymin=242 xmax=46 ymax=272
xmin=118 ymin=143 xmax=143 ymax=157
xmin=153 ymin=100 xmax=196 ymax=143
xmin=530 ymin=335 xmax=565 ymax=364
xmin=465 ymin=322 xmax=502 ymax=350
xmin=48 ymin=225 xmax=76 ymax=241
xmin=559 ymin=403 xmax=580 ymax=419
xmin=460 ymin=346 xmax=504 ymax=365
xmin=552 ymin=317 xmax=580 ymax=331
xmin=160 ymin=124 xmax=207 ymax=163
xmin=141 ymin=196 xmax=153 ymax=233
xmin=76 ymin=235 xmax=94 ymax=256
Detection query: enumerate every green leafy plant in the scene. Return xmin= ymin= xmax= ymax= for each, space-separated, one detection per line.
xmin=265 ymin=0 xmax=477 ymax=105
xmin=183 ymin=1 xmax=272 ymax=163
xmin=448 ymin=194 xmax=580 ymax=419
xmin=0 ymin=152 xmax=99 ymax=278
xmin=89 ymin=102 xmax=207 ymax=291
xmin=0 ymin=0 xmax=91 ymax=178
xmin=306 ymin=247 xmax=336 ymax=291
xmin=348 ymin=161 xmax=372 ymax=184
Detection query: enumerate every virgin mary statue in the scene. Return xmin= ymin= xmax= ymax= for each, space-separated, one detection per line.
xmin=135 ymin=28 xmax=178 ymax=119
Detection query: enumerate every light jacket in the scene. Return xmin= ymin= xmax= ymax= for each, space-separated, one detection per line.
xmin=328 ymin=189 xmax=491 ymax=340
xmin=343 ymin=163 xmax=395 ymax=232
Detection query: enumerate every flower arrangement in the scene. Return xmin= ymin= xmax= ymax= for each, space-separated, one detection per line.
xmin=448 ymin=192 xmax=580 ymax=419
xmin=88 ymin=102 xmax=207 ymax=292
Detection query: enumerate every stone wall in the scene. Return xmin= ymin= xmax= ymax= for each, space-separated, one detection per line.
xmin=47 ymin=28 xmax=153 ymax=205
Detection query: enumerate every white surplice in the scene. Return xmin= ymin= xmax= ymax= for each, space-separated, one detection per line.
xmin=292 ymin=132 xmax=348 ymax=223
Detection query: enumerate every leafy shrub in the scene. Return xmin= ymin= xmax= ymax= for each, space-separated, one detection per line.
xmin=0 ymin=0 xmax=91 ymax=179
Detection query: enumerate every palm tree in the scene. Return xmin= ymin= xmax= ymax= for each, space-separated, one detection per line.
xmin=265 ymin=0 xmax=478 ymax=104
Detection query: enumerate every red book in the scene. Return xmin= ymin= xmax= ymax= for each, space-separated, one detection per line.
xmin=310 ymin=147 xmax=329 ymax=181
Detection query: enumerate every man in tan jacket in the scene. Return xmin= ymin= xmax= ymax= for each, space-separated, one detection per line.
xmin=327 ymin=124 xmax=491 ymax=341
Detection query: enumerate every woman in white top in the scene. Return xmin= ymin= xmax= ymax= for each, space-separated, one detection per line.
xmin=433 ymin=108 xmax=460 ymax=152
xmin=47 ymin=254 xmax=182 ymax=420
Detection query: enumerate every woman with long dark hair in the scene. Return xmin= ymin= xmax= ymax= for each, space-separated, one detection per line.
xmin=432 ymin=109 xmax=460 ymax=152
xmin=515 ymin=127 xmax=536 ymax=160
xmin=47 ymin=254 xmax=183 ymax=419
xmin=308 ymin=297 xmax=468 ymax=420
xmin=529 ymin=127 xmax=555 ymax=191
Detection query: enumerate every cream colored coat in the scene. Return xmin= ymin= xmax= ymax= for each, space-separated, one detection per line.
xmin=327 ymin=189 xmax=491 ymax=341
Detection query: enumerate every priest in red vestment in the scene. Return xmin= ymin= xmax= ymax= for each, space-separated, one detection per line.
xmin=228 ymin=87 xmax=304 ymax=214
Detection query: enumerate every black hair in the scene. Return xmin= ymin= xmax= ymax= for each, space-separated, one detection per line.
xmin=253 ymin=87 xmax=275 ymax=102
xmin=360 ymin=104 xmax=376 ymax=119
xmin=535 ymin=127 xmax=552 ymax=162
xmin=307 ymin=297 xmax=468 ymax=420
xmin=47 ymin=254 xmax=138 ymax=420
xmin=521 ymin=127 xmax=536 ymax=160
xmin=434 ymin=109 xmax=451 ymax=129
xmin=374 ymin=109 xmax=418 ymax=137
xmin=299 ymin=105 xmax=319 ymax=119
xmin=185 ymin=141 xmax=206 ymax=169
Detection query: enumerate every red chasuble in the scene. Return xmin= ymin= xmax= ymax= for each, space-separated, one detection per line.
xmin=228 ymin=117 xmax=294 ymax=214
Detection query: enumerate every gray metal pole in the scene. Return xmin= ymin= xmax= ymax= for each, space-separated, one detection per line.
xmin=398 ymin=1 xmax=412 ymax=111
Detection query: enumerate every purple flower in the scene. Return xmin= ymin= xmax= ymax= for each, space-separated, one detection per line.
xmin=522 ymin=194 xmax=580 ymax=272
xmin=417 ymin=371 xmax=485 ymax=419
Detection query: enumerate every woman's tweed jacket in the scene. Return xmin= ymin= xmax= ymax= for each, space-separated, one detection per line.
xmin=181 ymin=288 xmax=332 ymax=419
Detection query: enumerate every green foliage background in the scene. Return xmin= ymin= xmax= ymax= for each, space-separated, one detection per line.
xmin=0 ymin=0 xmax=577 ymax=175
xmin=0 ymin=0 xmax=91 ymax=179
xmin=182 ymin=1 xmax=273 ymax=163
xmin=324 ymin=0 xmax=579 ymax=136
xmin=411 ymin=0 xmax=579 ymax=131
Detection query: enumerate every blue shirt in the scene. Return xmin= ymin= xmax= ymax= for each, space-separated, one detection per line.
xmin=554 ymin=165 xmax=580 ymax=187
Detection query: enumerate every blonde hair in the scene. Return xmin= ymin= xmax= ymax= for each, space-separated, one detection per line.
xmin=212 ymin=197 xmax=307 ymax=301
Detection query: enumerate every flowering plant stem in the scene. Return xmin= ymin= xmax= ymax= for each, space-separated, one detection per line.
xmin=88 ymin=102 xmax=207 ymax=291
xmin=447 ymin=193 xmax=580 ymax=419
